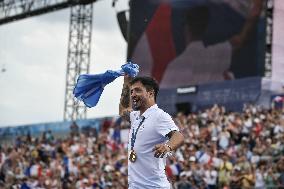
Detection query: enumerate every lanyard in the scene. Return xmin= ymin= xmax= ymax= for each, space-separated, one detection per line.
xmin=131 ymin=116 xmax=145 ymax=150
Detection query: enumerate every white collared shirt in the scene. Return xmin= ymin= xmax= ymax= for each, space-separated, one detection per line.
xmin=128 ymin=104 xmax=179 ymax=188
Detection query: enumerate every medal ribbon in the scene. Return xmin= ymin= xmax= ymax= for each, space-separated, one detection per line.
xmin=131 ymin=116 xmax=145 ymax=150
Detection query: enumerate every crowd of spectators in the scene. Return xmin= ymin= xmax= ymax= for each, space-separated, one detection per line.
xmin=0 ymin=104 xmax=283 ymax=189
xmin=171 ymin=104 xmax=284 ymax=189
xmin=0 ymin=120 xmax=128 ymax=189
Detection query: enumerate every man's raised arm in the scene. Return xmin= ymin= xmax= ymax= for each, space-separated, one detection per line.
xmin=119 ymin=75 xmax=132 ymax=122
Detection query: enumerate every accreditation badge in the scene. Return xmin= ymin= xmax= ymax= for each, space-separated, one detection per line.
xmin=129 ymin=150 xmax=137 ymax=163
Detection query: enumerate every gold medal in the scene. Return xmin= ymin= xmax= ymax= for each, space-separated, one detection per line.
xmin=129 ymin=117 xmax=145 ymax=163
xmin=129 ymin=150 xmax=137 ymax=163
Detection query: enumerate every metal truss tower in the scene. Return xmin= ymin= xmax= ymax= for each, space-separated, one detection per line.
xmin=0 ymin=0 xmax=96 ymax=25
xmin=1 ymin=0 xmax=96 ymax=121
xmin=64 ymin=3 xmax=93 ymax=121
xmin=265 ymin=0 xmax=274 ymax=78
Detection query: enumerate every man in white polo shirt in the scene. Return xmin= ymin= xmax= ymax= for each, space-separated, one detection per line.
xmin=119 ymin=76 xmax=184 ymax=189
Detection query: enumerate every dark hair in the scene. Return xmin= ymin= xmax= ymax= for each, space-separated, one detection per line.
xmin=130 ymin=76 xmax=159 ymax=101
xmin=185 ymin=5 xmax=209 ymax=39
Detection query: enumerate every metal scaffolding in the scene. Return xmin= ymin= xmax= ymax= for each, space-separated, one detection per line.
xmin=0 ymin=0 xmax=96 ymax=25
xmin=265 ymin=0 xmax=274 ymax=78
xmin=63 ymin=3 xmax=93 ymax=121
xmin=0 ymin=0 xmax=96 ymax=121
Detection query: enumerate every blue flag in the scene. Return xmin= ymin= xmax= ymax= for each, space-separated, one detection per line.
xmin=73 ymin=62 xmax=139 ymax=108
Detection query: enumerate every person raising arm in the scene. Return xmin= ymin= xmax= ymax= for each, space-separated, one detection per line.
xmin=119 ymin=75 xmax=184 ymax=189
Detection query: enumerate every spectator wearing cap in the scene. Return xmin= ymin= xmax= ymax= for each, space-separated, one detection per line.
xmin=253 ymin=118 xmax=263 ymax=137
xmin=188 ymin=156 xmax=207 ymax=188
xmin=174 ymin=171 xmax=191 ymax=189
xmin=203 ymin=164 xmax=218 ymax=189
xmin=229 ymin=166 xmax=243 ymax=189
xmin=218 ymin=126 xmax=231 ymax=150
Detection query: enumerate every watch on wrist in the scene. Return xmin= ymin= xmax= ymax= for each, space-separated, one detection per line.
xmin=165 ymin=143 xmax=173 ymax=151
